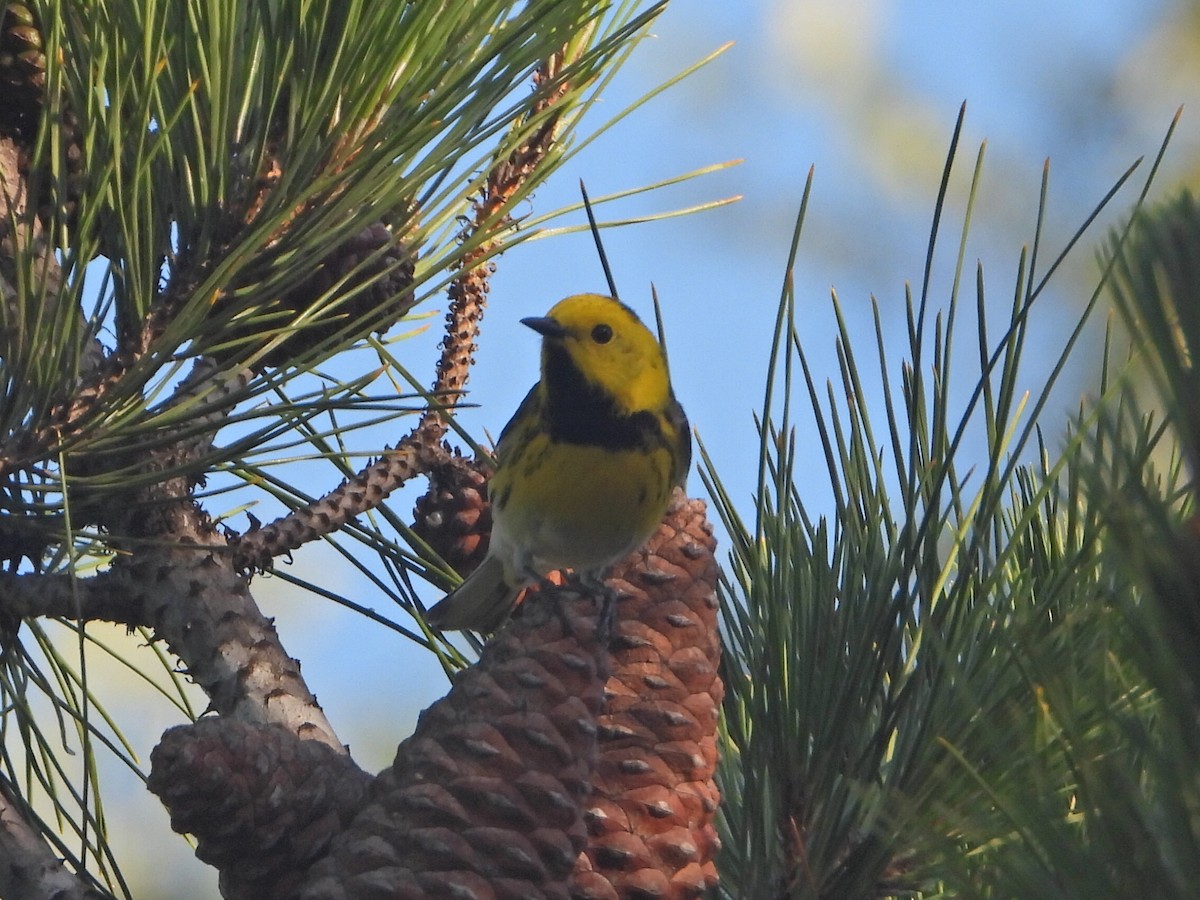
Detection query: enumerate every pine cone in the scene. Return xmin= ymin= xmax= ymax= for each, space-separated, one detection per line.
xmin=299 ymin=586 xmax=609 ymax=899
xmin=0 ymin=3 xmax=85 ymax=228
xmin=148 ymin=719 xmax=373 ymax=900
xmin=207 ymin=220 xmax=419 ymax=370
xmin=574 ymin=492 xmax=723 ymax=899
xmin=35 ymin=105 xmax=84 ymax=225
xmin=412 ymin=453 xmax=493 ymax=580
xmin=0 ymin=2 xmax=45 ymax=141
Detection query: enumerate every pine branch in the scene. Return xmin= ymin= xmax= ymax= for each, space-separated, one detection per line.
xmin=0 ymin=779 xmax=105 ymax=900
xmin=231 ymin=418 xmax=450 ymax=573
xmin=706 ymin=124 xmax=1166 ymax=898
xmin=0 ymin=570 xmax=140 ymax=624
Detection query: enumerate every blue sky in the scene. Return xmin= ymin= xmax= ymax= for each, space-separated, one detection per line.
xmin=94 ymin=2 xmax=1200 ymax=893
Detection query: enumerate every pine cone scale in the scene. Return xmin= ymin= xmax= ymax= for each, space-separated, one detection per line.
xmin=575 ymin=495 xmax=723 ymax=898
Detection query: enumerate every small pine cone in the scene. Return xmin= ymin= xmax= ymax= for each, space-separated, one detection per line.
xmin=0 ymin=2 xmax=45 ymax=141
xmin=34 ymin=105 xmax=85 ymax=225
xmin=267 ymin=220 xmax=419 ymax=365
xmin=210 ymin=221 xmax=419 ymax=370
xmin=412 ymin=453 xmax=493 ymax=579
xmin=148 ymin=719 xmax=373 ymax=900
xmin=574 ymin=491 xmax=723 ymax=899
xmin=298 ymin=587 xmax=609 ymax=900
xmin=0 ymin=3 xmax=85 ymax=228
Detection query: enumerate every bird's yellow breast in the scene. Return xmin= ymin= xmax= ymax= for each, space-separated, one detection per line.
xmin=489 ymin=430 xmax=675 ymax=572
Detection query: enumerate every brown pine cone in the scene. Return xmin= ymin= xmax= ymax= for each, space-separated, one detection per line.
xmin=299 ymin=585 xmax=609 ymax=899
xmin=205 ymin=220 xmax=419 ymax=370
xmin=412 ymin=452 xmax=494 ymax=581
xmin=0 ymin=2 xmax=45 ymax=141
xmin=148 ymin=719 xmax=373 ymax=900
xmin=574 ymin=492 xmax=723 ymax=899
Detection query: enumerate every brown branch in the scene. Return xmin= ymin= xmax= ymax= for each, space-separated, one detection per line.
xmin=4 ymin=470 xmax=349 ymax=752
xmin=0 ymin=569 xmax=141 ymax=625
xmin=73 ymin=361 xmax=349 ymax=751
xmin=97 ymin=366 xmax=342 ymax=745
xmin=0 ymin=780 xmax=106 ymax=900
xmin=231 ymin=417 xmax=450 ymax=573
xmin=115 ymin=531 xmax=346 ymax=752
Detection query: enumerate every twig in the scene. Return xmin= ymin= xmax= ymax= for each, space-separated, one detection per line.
xmin=231 ymin=418 xmax=449 ymax=573
xmin=0 ymin=569 xmax=139 ymax=625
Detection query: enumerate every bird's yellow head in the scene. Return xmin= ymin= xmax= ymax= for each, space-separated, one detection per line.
xmin=522 ymin=294 xmax=673 ymax=415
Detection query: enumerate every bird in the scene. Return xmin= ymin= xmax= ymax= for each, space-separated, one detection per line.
xmin=425 ymin=293 xmax=691 ymax=632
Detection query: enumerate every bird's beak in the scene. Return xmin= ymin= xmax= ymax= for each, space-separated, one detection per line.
xmin=521 ymin=316 xmax=568 ymax=339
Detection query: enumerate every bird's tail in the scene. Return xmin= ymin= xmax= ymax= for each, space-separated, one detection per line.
xmin=425 ymin=554 xmax=521 ymax=632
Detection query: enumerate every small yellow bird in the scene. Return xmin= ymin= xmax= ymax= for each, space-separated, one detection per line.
xmin=426 ymin=293 xmax=691 ymax=632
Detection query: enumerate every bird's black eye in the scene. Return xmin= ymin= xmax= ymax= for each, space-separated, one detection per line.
xmin=591 ymin=323 xmax=613 ymax=344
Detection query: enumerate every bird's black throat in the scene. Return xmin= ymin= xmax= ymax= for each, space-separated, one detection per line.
xmin=540 ymin=343 xmax=662 ymax=452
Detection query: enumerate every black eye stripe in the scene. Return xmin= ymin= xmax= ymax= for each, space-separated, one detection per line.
xmin=591 ymin=323 xmax=613 ymax=344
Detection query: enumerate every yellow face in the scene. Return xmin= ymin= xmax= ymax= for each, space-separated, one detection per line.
xmin=530 ymin=293 xmax=672 ymax=414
